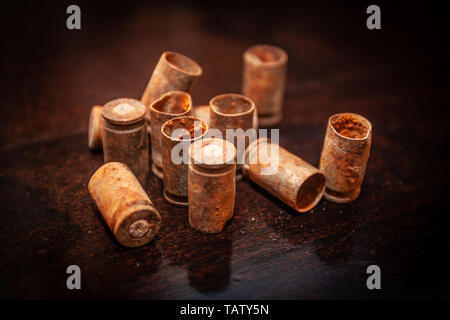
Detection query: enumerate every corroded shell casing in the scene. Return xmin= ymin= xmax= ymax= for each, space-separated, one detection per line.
xmin=244 ymin=138 xmax=325 ymax=212
xmin=88 ymin=162 xmax=161 ymax=248
xmin=209 ymin=93 xmax=256 ymax=179
xmin=161 ymin=116 xmax=208 ymax=206
xmin=188 ymin=138 xmax=236 ymax=233
xmin=149 ymin=91 xmax=192 ymax=179
xmin=319 ymin=113 xmax=372 ymax=203
xmin=88 ymin=105 xmax=103 ymax=150
xmin=102 ymin=98 xmax=149 ymax=185
xmin=194 ymin=104 xmax=258 ymax=130
xmin=141 ymin=51 xmax=202 ymax=125
xmin=242 ymin=44 xmax=287 ymax=126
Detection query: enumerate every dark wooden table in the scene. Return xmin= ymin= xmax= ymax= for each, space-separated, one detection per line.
xmin=1 ymin=1 xmax=449 ymax=299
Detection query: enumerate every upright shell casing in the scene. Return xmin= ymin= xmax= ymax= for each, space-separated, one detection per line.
xmin=188 ymin=138 xmax=236 ymax=233
xmin=242 ymin=44 xmax=287 ymax=126
xmin=88 ymin=105 xmax=103 ymax=150
xmin=319 ymin=113 xmax=372 ymax=203
xmin=209 ymin=93 xmax=256 ymax=179
xmin=149 ymin=91 xmax=192 ymax=179
xmin=161 ymin=116 xmax=208 ymax=206
xmin=102 ymin=98 xmax=149 ymax=185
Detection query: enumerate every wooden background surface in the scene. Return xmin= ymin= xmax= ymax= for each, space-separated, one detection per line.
xmin=0 ymin=1 xmax=449 ymax=299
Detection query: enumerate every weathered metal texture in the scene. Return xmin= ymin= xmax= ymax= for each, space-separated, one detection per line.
xmin=319 ymin=113 xmax=372 ymax=203
xmin=188 ymin=138 xmax=236 ymax=233
xmin=102 ymin=98 xmax=149 ymax=185
xmin=149 ymin=91 xmax=192 ymax=179
xmin=244 ymin=138 xmax=326 ymax=212
xmin=161 ymin=116 xmax=208 ymax=206
xmin=194 ymin=104 xmax=257 ymax=130
xmin=88 ymin=162 xmax=161 ymax=248
xmin=88 ymin=105 xmax=103 ymax=150
xmin=209 ymin=93 xmax=255 ymax=179
xmin=242 ymin=44 xmax=287 ymax=126
xmin=141 ymin=51 xmax=202 ymax=125
xmin=192 ymin=105 xmax=211 ymax=127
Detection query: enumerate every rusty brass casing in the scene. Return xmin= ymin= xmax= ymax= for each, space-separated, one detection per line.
xmin=88 ymin=105 xmax=103 ymax=150
xmin=88 ymin=162 xmax=161 ymax=248
xmin=242 ymin=44 xmax=287 ymax=126
xmin=141 ymin=51 xmax=202 ymax=125
xmin=102 ymin=98 xmax=149 ymax=185
xmin=150 ymin=91 xmax=192 ymax=179
xmin=244 ymin=138 xmax=326 ymax=212
xmin=209 ymin=93 xmax=256 ymax=179
xmin=319 ymin=113 xmax=372 ymax=203
xmin=193 ymin=104 xmax=257 ymax=130
xmin=161 ymin=116 xmax=208 ymax=206
xmin=188 ymin=138 xmax=236 ymax=233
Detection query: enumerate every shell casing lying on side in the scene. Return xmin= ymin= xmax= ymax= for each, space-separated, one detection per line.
xmin=242 ymin=44 xmax=287 ymax=127
xmin=319 ymin=113 xmax=372 ymax=203
xmin=188 ymin=138 xmax=236 ymax=233
xmin=88 ymin=162 xmax=161 ymax=248
xmin=244 ymin=138 xmax=326 ymax=212
xmin=102 ymin=98 xmax=149 ymax=185
xmin=150 ymin=91 xmax=192 ymax=179
xmin=161 ymin=116 xmax=208 ymax=206
xmin=209 ymin=93 xmax=256 ymax=180
xmin=141 ymin=51 xmax=202 ymax=126
xmin=88 ymin=105 xmax=103 ymax=150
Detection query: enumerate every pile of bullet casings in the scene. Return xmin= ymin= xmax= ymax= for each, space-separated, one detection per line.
xmin=87 ymin=45 xmax=372 ymax=248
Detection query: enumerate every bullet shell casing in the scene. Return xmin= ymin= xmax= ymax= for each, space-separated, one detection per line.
xmin=150 ymin=91 xmax=192 ymax=179
xmin=209 ymin=93 xmax=256 ymax=180
xmin=319 ymin=113 xmax=372 ymax=203
xmin=102 ymin=98 xmax=149 ymax=185
xmin=188 ymin=138 xmax=236 ymax=233
xmin=242 ymin=44 xmax=287 ymax=126
xmin=245 ymin=138 xmax=326 ymax=212
xmin=88 ymin=162 xmax=161 ymax=248
xmin=161 ymin=116 xmax=208 ymax=206
xmin=141 ymin=51 xmax=202 ymax=125
xmin=88 ymin=105 xmax=103 ymax=150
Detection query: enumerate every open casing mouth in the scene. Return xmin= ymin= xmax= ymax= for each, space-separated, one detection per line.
xmin=163 ymin=51 xmax=203 ymax=77
xmin=244 ymin=44 xmax=288 ymax=68
xmin=150 ymin=91 xmax=192 ymax=116
xmin=209 ymin=93 xmax=255 ymax=117
xmin=329 ymin=113 xmax=372 ymax=141
xmin=161 ymin=116 xmax=208 ymax=142
xmin=295 ymin=172 xmax=326 ymax=212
